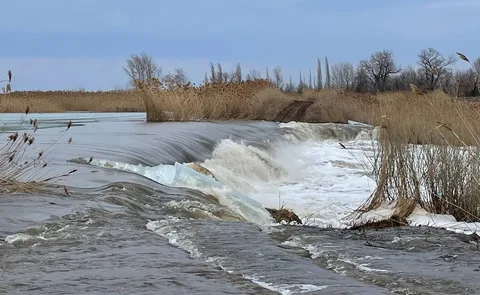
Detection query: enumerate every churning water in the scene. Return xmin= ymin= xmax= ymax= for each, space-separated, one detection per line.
xmin=1 ymin=113 xmax=480 ymax=295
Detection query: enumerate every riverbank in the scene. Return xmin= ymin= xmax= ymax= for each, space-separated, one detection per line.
xmin=1 ymin=90 xmax=145 ymax=113
xmin=1 ymin=85 xmax=375 ymax=124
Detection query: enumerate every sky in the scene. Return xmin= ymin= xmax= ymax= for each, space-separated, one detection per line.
xmin=1 ymin=0 xmax=479 ymax=91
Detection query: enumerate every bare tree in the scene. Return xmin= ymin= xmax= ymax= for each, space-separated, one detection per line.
xmin=232 ymin=63 xmax=242 ymax=82
xmin=354 ymin=66 xmax=370 ymax=93
xmin=272 ymin=66 xmax=284 ymax=89
xmin=331 ymin=62 xmax=355 ymax=90
xmin=444 ymin=70 xmax=456 ymax=95
xmin=309 ymin=70 xmax=313 ymax=89
xmin=474 ymin=57 xmax=480 ymax=74
xmin=317 ymin=58 xmax=323 ymax=90
xmin=284 ymin=75 xmax=295 ymax=92
xmin=471 ymin=57 xmax=480 ymax=96
xmin=207 ymin=62 xmax=235 ymax=83
xmin=417 ymin=47 xmax=456 ymax=91
xmin=209 ymin=62 xmax=217 ymax=82
xmin=246 ymin=69 xmax=261 ymax=81
xmin=217 ymin=63 xmax=224 ymax=83
xmin=358 ymin=50 xmax=401 ymax=92
xmin=391 ymin=65 xmax=419 ymax=91
xmin=265 ymin=66 xmax=270 ymax=82
xmin=316 ymin=58 xmax=323 ymax=90
xmin=203 ymin=72 xmax=209 ymax=84
xmin=163 ymin=68 xmax=190 ymax=89
xmin=324 ymin=57 xmax=331 ymax=88
xmin=123 ymin=52 xmax=162 ymax=87
xmin=454 ymin=69 xmax=477 ymax=97
xmin=297 ymin=71 xmax=307 ymax=92
xmin=222 ymin=72 xmax=231 ymax=82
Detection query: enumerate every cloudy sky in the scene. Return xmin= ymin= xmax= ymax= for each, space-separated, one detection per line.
xmin=1 ymin=0 xmax=479 ymax=90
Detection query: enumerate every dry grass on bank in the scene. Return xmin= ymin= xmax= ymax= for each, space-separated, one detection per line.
xmin=356 ymin=89 xmax=480 ymax=223
xmin=0 ymin=108 xmax=77 ymax=194
xmin=1 ymin=91 xmax=144 ymax=113
xmin=138 ymin=79 xmax=379 ymax=123
xmin=138 ymin=79 xmax=295 ymax=122
xmin=1 ymin=84 xmax=377 ymax=123
xmin=301 ymin=89 xmax=377 ymax=124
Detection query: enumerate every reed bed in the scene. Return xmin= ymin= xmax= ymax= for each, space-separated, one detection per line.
xmin=137 ymin=79 xmax=381 ymax=123
xmin=137 ymin=79 xmax=293 ymax=122
xmin=1 ymin=84 xmax=377 ymax=123
xmin=301 ymin=89 xmax=377 ymax=124
xmin=356 ymin=83 xmax=480 ymax=223
xmin=2 ymin=90 xmax=144 ymax=113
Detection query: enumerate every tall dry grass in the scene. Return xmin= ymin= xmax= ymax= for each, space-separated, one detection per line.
xmin=1 ymin=69 xmax=77 ymax=194
xmin=356 ymin=82 xmax=480 ymax=223
xmin=0 ymin=107 xmax=77 ymax=194
xmin=137 ymin=79 xmax=381 ymax=123
xmin=1 ymin=90 xmax=144 ymax=113
xmin=137 ymin=79 xmax=296 ymax=122
xmin=301 ymin=89 xmax=377 ymax=124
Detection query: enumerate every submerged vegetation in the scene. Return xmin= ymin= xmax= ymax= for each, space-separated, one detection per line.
xmin=266 ymin=207 xmax=303 ymax=225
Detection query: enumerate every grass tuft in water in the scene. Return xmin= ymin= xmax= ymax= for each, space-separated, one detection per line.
xmin=0 ymin=74 xmax=77 ymax=194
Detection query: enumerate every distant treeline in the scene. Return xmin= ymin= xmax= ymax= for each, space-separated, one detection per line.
xmin=122 ymin=48 xmax=479 ymax=97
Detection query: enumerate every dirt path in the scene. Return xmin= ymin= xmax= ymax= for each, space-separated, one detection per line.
xmin=274 ymin=100 xmax=313 ymax=122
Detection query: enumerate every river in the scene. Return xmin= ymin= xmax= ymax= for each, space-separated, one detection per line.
xmin=1 ymin=112 xmax=479 ymax=294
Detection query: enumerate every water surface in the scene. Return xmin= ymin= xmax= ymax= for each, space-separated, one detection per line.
xmin=1 ymin=112 xmax=478 ymax=294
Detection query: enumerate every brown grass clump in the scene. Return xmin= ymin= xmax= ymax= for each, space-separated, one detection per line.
xmin=1 ymin=90 xmax=144 ymax=113
xmin=266 ymin=207 xmax=303 ymax=225
xmin=356 ymin=82 xmax=480 ymax=223
xmin=0 ymin=107 xmax=77 ymax=194
xmin=186 ymin=163 xmax=217 ymax=180
xmin=350 ymin=215 xmax=407 ymax=230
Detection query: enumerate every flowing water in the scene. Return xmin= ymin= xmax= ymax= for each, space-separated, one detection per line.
xmin=1 ymin=113 xmax=479 ymax=295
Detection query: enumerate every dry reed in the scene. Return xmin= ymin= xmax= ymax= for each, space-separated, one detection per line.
xmin=301 ymin=89 xmax=376 ymax=124
xmin=137 ymin=79 xmax=297 ymax=122
xmin=1 ymin=90 xmax=144 ymax=113
xmin=137 ymin=79 xmax=382 ymax=123
xmin=356 ymin=69 xmax=480 ymax=223
xmin=1 ymin=71 xmax=77 ymax=194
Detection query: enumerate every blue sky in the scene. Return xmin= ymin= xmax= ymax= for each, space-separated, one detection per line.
xmin=1 ymin=0 xmax=479 ymax=90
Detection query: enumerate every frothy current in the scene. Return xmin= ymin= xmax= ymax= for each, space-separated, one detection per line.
xmin=1 ymin=113 xmax=479 ymax=295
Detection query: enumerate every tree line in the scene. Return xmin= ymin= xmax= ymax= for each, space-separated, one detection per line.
xmin=124 ymin=48 xmax=480 ymax=97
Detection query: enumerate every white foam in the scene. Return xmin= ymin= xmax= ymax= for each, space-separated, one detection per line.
xmin=86 ymin=158 xmax=273 ymax=226
xmin=147 ymin=219 xmax=205 ymax=259
xmin=90 ymin=121 xmax=480 ymax=235
xmin=147 ymin=218 xmax=329 ymax=295
xmin=282 ymin=237 xmax=389 ymax=276
xmin=352 ymin=201 xmax=480 ymax=235
xmin=242 ymin=274 xmax=329 ymax=295
xmin=165 ymin=200 xmax=221 ymax=220
xmin=87 ymin=124 xmax=376 ymax=228
xmin=200 ymin=137 xmax=376 ymax=228
xmin=5 ymin=233 xmax=44 ymax=244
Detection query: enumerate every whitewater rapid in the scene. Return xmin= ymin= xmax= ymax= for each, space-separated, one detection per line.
xmin=83 ymin=121 xmax=377 ymax=229
xmin=81 ymin=120 xmax=480 ymax=236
